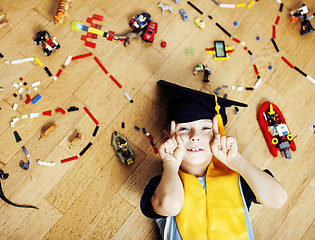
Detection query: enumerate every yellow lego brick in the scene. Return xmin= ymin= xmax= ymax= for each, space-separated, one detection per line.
xmin=88 ymin=27 xmax=104 ymax=36
xmin=247 ymin=0 xmax=255 ymax=8
xmin=206 ymin=50 xmax=216 ymax=54
xmin=236 ymin=3 xmax=246 ymax=8
xmin=214 ymin=57 xmax=229 ymax=60
xmin=34 ymin=57 xmax=43 ymax=66
xmin=225 ymin=46 xmax=234 ymax=51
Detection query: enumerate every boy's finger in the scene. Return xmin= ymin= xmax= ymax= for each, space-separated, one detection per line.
xmin=212 ymin=116 xmax=219 ymax=136
xmin=170 ymin=120 xmax=176 ymax=137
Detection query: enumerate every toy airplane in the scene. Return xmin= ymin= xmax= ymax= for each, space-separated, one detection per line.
xmin=206 ymin=41 xmax=234 ymax=60
xmin=257 ymin=101 xmax=296 ymax=159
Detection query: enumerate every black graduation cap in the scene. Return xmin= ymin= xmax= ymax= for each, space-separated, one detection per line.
xmin=157 ymin=80 xmax=248 ymax=133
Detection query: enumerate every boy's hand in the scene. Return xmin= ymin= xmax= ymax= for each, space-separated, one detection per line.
xmin=159 ymin=121 xmax=185 ymax=170
xmin=210 ymin=117 xmax=239 ymax=171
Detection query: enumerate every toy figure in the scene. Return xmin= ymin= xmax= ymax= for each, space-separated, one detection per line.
xmin=39 ymin=124 xmax=58 ymax=140
xmin=0 ymin=14 xmax=11 ymax=29
xmin=34 ymin=30 xmax=60 ymax=56
xmin=54 ymin=0 xmax=71 ymax=26
xmin=111 ymin=131 xmax=135 ymax=165
xmin=290 ymin=4 xmax=315 ymax=35
xmin=114 ymin=29 xmax=145 ymax=47
xmin=141 ymin=80 xmax=288 ymax=239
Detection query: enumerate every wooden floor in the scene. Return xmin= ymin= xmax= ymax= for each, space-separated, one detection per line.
xmin=0 ymin=0 xmax=314 ymax=239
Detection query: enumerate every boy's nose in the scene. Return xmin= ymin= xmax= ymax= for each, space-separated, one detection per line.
xmin=190 ymin=134 xmax=200 ymax=142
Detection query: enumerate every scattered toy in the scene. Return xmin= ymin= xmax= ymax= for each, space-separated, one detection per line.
xmin=195 ymin=18 xmax=205 ymax=29
xmin=161 ymin=41 xmax=167 ymax=48
xmin=20 ymin=160 xmax=30 ymax=170
xmin=54 ymin=0 xmax=71 ymax=26
xmin=69 ymin=132 xmax=82 ymax=148
xmin=142 ymin=21 xmax=158 ymax=43
xmin=258 ymin=101 xmax=296 ymax=159
xmin=111 ymin=131 xmax=135 ymax=165
xmin=129 ymin=12 xmax=151 ymax=30
xmin=34 ymin=30 xmax=60 ymax=56
xmin=290 ymin=4 xmax=315 ymax=35
xmin=158 ymin=3 xmax=173 ymax=14
xmin=179 ymin=9 xmax=188 ymax=21
xmin=39 ymin=124 xmax=58 ymax=140
xmin=0 ymin=178 xmax=38 ymax=209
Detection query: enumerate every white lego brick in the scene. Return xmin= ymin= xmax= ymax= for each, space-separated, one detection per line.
xmin=64 ymin=55 xmax=72 ymax=66
xmin=18 ymin=87 xmax=24 ymax=93
xmin=34 ymin=87 xmax=38 ymax=91
xmin=32 ymin=81 xmax=41 ymax=87
xmin=13 ymin=83 xmax=19 ymax=88
xmin=220 ymin=4 xmax=235 ymax=8
xmin=237 ymin=87 xmax=244 ymax=91
xmin=13 ymin=103 xmax=18 ymax=110
xmin=21 ymin=115 xmax=28 ymax=119
xmin=30 ymin=112 xmax=39 ymax=119
xmin=37 ymin=160 xmax=56 ymax=166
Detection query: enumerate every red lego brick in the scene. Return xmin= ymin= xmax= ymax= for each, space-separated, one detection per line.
xmin=43 ymin=110 xmax=52 ymax=116
xmin=81 ymin=35 xmax=87 ymax=41
xmin=92 ymin=14 xmax=104 ymax=21
xmin=56 ymin=69 xmax=62 ymax=77
xmin=94 ymin=56 xmax=108 ymax=74
xmin=110 ymin=75 xmax=122 ymax=89
xmin=61 ymin=156 xmax=78 ymax=164
xmin=90 ymin=23 xmax=97 ymax=28
xmin=232 ymin=37 xmax=240 ymax=43
xmin=273 ymin=25 xmax=276 ymax=39
xmin=84 ymin=107 xmax=99 ymax=125
xmin=25 ymin=94 xmax=31 ymax=104
xmin=85 ymin=41 xmax=96 ymax=49
xmin=281 ymin=56 xmax=294 ymax=69
xmin=275 ymin=16 xmax=280 ymax=25
xmin=107 ymin=31 xmax=114 ymax=41
xmin=87 ymin=18 xmax=93 ymax=24
xmin=72 ymin=52 xmax=93 ymax=61
xmin=55 ymin=108 xmax=66 ymax=114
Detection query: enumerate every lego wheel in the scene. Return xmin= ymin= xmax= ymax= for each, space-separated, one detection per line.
xmin=34 ymin=39 xmax=40 ymax=45
xmin=44 ymin=49 xmax=51 ymax=56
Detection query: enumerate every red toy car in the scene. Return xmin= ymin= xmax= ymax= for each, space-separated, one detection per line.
xmin=257 ymin=101 xmax=296 ymax=159
xmin=142 ymin=21 xmax=158 ymax=43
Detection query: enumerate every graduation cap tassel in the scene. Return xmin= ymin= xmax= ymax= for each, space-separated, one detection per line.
xmin=214 ymin=95 xmax=225 ymax=136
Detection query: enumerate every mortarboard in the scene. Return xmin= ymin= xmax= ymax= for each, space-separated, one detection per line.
xmin=157 ymin=80 xmax=248 ymax=135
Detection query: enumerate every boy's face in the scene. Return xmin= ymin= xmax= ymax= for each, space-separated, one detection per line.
xmin=175 ymin=119 xmax=214 ymax=167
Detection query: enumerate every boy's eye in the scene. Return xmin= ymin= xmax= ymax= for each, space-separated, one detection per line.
xmin=178 ymin=127 xmax=189 ymax=131
xmin=202 ymin=127 xmax=212 ymax=130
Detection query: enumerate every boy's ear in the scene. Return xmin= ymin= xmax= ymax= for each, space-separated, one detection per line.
xmin=163 ymin=130 xmax=171 ymax=142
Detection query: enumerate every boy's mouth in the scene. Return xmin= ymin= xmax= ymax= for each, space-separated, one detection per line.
xmin=187 ymin=148 xmax=204 ymax=152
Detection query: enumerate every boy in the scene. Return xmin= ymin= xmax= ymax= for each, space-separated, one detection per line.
xmin=140 ymin=80 xmax=288 ymax=240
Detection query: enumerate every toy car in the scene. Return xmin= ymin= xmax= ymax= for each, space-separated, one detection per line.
xmin=290 ymin=4 xmax=315 ymax=35
xmin=34 ymin=30 xmax=60 ymax=56
xmin=257 ymin=101 xmax=296 ymax=159
xmin=179 ymin=9 xmax=188 ymax=21
xmin=142 ymin=21 xmax=158 ymax=43
xmin=129 ymin=12 xmax=151 ymax=30
xmin=194 ymin=18 xmax=205 ymax=29
xmin=111 ymin=131 xmax=135 ymax=165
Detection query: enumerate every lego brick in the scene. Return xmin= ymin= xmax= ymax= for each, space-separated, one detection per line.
xmin=81 ymin=35 xmax=87 ymax=41
xmin=34 ymin=57 xmax=43 ymax=66
xmin=84 ymin=41 xmax=96 ymax=49
xmin=92 ymin=14 xmax=104 ymax=21
xmin=25 ymin=94 xmax=31 ymax=104
xmin=92 ymin=125 xmax=99 ymax=137
xmin=67 ymin=106 xmax=79 ymax=112
xmin=232 ymin=37 xmax=240 ymax=43
xmin=64 ymin=55 xmax=72 ymax=66
xmin=87 ymin=17 xmax=93 ymax=24
xmin=72 ymin=52 xmax=93 ymax=60
xmin=272 ymin=25 xmax=276 ymax=39
xmin=110 ymin=75 xmax=122 ymax=88
xmin=56 ymin=69 xmax=63 ymax=77
xmin=294 ymin=66 xmax=307 ymax=77
xmin=44 ymin=67 xmax=52 ymax=77
xmin=123 ymin=91 xmax=133 ymax=103
xmin=220 ymin=4 xmax=235 ymax=8
xmin=61 ymin=156 xmax=78 ymax=164
xmin=271 ymin=38 xmax=279 ymax=52
xmin=31 ymin=94 xmax=42 ymax=104
xmin=79 ymin=142 xmax=92 ymax=156
xmin=14 ymin=130 xmax=22 ymax=143
xmin=22 ymin=146 xmax=30 ymax=157
xmin=107 ymin=31 xmax=114 ymax=41
xmin=94 ymin=56 xmax=108 ymax=74
xmin=187 ymin=1 xmax=203 ymax=14
xmin=215 ymin=23 xmax=231 ymax=37
xmin=55 ymin=108 xmax=66 ymax=114
xmin=275 ymin=16 xmax=280 ymax=25
xmin=281 ymin=56 xmax=294 ymax=69
xmin=247 ymin=0 xmax=255 ymax=8
xmin=43 ymin=110 xmax=52 ymax=116
xmin=84 ymin=107 xmax=99 ymax=125
xmin=253 ymin=64 xmax=259 ymax=75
